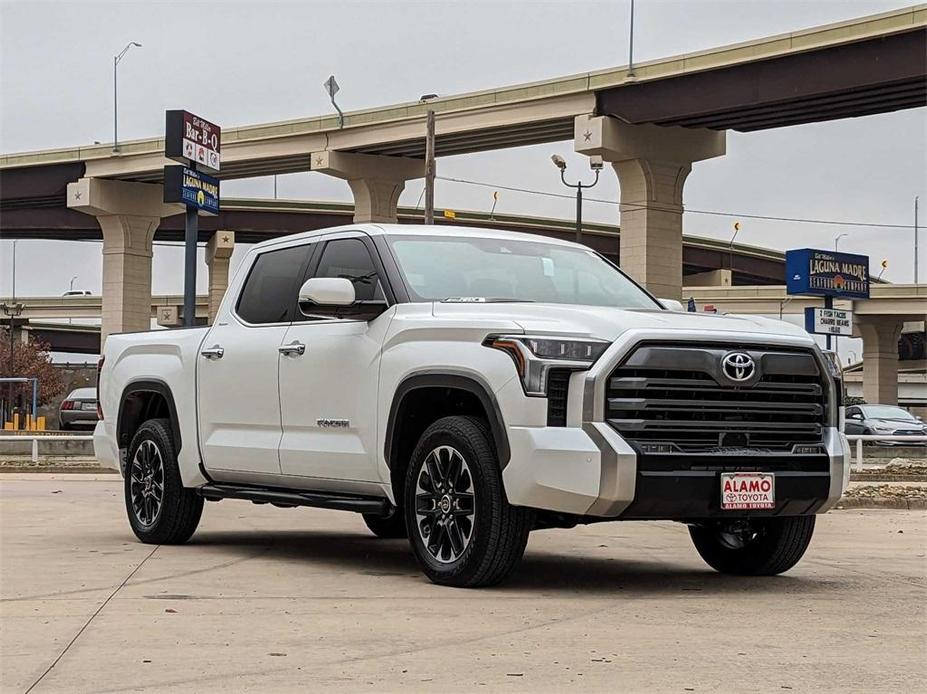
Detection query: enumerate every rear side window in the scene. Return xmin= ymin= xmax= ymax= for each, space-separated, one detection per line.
xmin=236 ymin=245 xmax=311 ymax=324
xmin=313 ymin=239 xmax=385 ymax=301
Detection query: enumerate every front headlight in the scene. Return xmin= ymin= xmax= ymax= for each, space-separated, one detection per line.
xmin=484 ymin=334 xmax=610 ymax=396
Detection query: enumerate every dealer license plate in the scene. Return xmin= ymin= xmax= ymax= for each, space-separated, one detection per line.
xmin=721 ymin=473 xmax=775 ymax=510
xmin=81 ymin=402 xmax=97 ymax=411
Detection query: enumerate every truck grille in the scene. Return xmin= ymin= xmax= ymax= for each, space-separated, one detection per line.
xmin=605 ymin=343 xmax=826 ymax=452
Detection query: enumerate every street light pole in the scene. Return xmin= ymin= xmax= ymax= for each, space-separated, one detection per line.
xmin=834 ymin=233 xmax=848 ymax=252
xmin=551 ymin=155 xmax=602 ymax=246
xmin=113 ymin=42 xmax=142 ymax=153
xmin=915 ymin=196 xmax=920 ymax=284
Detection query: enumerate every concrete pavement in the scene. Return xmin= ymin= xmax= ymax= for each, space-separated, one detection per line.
xmin=1 ymin=474 xmax=925 ymax=693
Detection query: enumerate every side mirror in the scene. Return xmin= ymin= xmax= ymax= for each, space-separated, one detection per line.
xmin=657 ymin=298 xmax=685 ymax=312
xmin=298 ymin=277 xmax=355 ymax=307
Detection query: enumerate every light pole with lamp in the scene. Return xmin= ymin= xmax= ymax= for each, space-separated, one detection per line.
xmin=834 ymin=233 xmax=848 ymax=251
xmin=113 ymin=42 xmax=142 ymax=153
xmin=551 ymin=154 xmax=603 ymax=246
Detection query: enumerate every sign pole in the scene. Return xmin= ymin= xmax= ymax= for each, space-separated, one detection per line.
xmin=183 ymin=199 xmax=198 ymax=327
xmin=823 ymin=296 xmax=833 ymax=351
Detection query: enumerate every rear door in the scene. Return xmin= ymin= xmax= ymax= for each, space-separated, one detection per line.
xmin=197 ymin=241 xmax=314 ymax=475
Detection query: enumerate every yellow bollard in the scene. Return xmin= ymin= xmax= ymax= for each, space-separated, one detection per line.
xmin=37 ymin=416 xmax=46 ymax=431
xmin=13 ymin=413 xmax=19 ymax=430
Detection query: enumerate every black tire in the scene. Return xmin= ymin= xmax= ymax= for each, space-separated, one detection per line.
xmin=363 ymin=507 xmax=408 ymax=539
xmin=689 ymin=515 xmax=816 ymax=576
xmin=125 ymin=418 xmax=203 ymax=545
xmin=403 ymin=415 xmax=533 ymax=588
xmin=59 ymin=422 xmax=70 ymax=431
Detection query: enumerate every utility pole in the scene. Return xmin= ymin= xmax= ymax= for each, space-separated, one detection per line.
xmin=627 ymin=0 xmax=636 ymax=78
xmin=915 ymin=196 xmax=920 ymax=284
xmin=424 ymin=110 xmax=436 ymax=225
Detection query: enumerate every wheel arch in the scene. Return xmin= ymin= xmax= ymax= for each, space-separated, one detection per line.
xmin=117 ymin=380 xmax=183 ymax=454
xmin=384 ymin=372 xmax=510 ymax=484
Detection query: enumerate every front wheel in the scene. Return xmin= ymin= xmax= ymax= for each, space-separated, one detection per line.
xmin=125 ymin=418 xmax=203 ymax=545
xmin=404 ymin=416 xmax=533 ymax=588
xmin=689 ymin=516 xmax=815 ymax=576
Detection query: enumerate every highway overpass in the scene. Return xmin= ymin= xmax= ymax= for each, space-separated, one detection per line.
xmin=1 ymin=4 xmax=924 ymax=390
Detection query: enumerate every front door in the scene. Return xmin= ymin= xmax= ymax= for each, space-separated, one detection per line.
xmin=278 ymin=235 xmax=394 ymax=482
xmin=198 ymin=242 xmax=313 ymax=475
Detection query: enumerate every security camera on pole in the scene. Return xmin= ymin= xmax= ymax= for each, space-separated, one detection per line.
xmin=163 ymin=111 xmax=222 ymax=327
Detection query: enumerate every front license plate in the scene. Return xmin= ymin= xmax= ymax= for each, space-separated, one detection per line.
xmin=721 ymin=473 xmax=775 ymax=510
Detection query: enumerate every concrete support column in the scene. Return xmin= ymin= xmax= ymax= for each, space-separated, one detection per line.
xmin=856 ymin=316 xmax=904 ymax=405
xmin=98 ymin=214 xmax=158 ymax=338
xmin=575 ymin=115 xmax=726 ymax=300
xmin=67 ymin=178 xmax=181 ymax=342
xmin=205 ymin=231 xmax=235 ymax=324
xmin=310 ymin=151 xmax=425 ymax=223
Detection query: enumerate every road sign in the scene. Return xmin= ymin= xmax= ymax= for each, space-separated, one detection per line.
xmin=324 ymin=75 xmax=340 ymax=98
xmin=785 ymin=248 xmax=870 ymax=299
xmin=165 ymin=110 xmax=221 ymax=172
xmin=804 ymin=307 xmax=854 ymax=336
xmin=163 ymin=165 xmax=220 ymax=215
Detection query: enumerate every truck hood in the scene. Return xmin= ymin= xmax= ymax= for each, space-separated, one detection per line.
xmin=431 ymin=302 xmax=813 ymax=343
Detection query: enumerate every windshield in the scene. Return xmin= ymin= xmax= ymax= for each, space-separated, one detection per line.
xmin=387 ymin=235 xmax=660 ymax=309
xmin=862 ymin=405 xmax=916 ymax=421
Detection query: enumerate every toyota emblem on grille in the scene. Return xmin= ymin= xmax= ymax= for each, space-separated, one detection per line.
xmin=722 ymin=352 xmax=755 ymax=382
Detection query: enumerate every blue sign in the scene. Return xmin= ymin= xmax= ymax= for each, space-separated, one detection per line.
xmin=785 ymin=248 xmax=869 ymax=299
xmin=163 ymin=165 xmax=220 ymax=215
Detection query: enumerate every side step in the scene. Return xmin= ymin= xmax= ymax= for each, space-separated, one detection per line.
xmin=197 ymin=483 xmax=391 ymax=515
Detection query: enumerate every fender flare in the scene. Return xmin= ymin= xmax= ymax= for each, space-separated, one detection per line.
xmin=117 ymin=379 xmax=183 ymax=452
xmin=384 ymin=371 xmax=511 ymax=470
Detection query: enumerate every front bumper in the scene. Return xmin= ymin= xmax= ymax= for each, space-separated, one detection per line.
xmin=501 ymin=330 xmax=850 ymax=519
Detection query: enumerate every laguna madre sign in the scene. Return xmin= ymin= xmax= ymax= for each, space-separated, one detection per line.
xmin=786 ymin=248 xmax=869 ymax=346
xmin=163 ymin=110 xmax=222 ymax=326
xmin=163 ymin=166 xmax=220 ymax=215
xmin=786 ymin=248 xmax=870 ymax=300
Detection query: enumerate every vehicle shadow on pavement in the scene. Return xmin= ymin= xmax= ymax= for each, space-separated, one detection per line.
xmin=190 ymin=529 xmax=836 ymax=595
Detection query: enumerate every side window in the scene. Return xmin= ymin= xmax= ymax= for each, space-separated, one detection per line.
xmin=846 ymin=407 xmax=860 ymax=419
xmin=313 ymin=238 xmax=385 ymax=301
xmin=236 ymin=244 xmax=311 ymax=324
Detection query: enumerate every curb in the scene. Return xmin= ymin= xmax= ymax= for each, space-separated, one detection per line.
xmin=835 ymin=497 xmax=927 ymax=510
xmin=850 ymin=474 xmax=927 ymax=483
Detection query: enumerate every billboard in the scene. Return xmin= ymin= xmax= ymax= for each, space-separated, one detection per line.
xmin=165 ymin=110 xmax=221 ymax=172
xmin=785 ymin=248 xmax=870 ymax=299
xmin=163 ymin=165 xmax=220 ymax=215
xmin=804 ymin=307 xmax=853 ymax=336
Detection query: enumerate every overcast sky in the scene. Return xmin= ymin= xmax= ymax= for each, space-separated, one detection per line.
xmin=1 ymin=0 xmax=925 ymax=300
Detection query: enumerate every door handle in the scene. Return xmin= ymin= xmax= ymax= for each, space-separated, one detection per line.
xmin=200 ymin=345 xmax=224 ymax=360
xmin=278 ymin=341 xmax=306 ymax=356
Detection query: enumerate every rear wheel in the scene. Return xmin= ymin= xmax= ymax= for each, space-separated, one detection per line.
xmin=125 ymin=418 xmax=203 ymax=545
xmin=362 ymin=508 xmax=407 ymax=539
xmin=689 ymin=516 xmax=815 ymax=576
xmin=403 ymin=416 xmax=533 ymax=588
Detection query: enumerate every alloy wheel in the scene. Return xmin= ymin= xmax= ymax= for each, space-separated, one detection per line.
xmin=414 ymin=445 xmax=475 ymax=563
xmin=130 ymin=439 xmax=165 ymax=527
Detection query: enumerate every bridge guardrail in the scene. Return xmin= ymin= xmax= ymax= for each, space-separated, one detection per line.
xmin=845 ymin=435 xmax=927 ymax=472
xmin=0 ymin=434 xmax=94 ymax=463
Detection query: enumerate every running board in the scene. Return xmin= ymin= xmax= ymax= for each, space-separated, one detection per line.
xmin=197 ymin=483 xmax=391 ymax=515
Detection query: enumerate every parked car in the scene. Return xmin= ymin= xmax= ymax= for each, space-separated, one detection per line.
xmin=59 ymin=387 xmax=99 ymax=430
xmin=94 ymin=224 xmax=849 ymax=587
xmin=844 ymin=404 xmax=926 ymax=444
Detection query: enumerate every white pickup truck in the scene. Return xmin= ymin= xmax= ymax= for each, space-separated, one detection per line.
xmin=95 ymin=224 xmax=849 ymax=587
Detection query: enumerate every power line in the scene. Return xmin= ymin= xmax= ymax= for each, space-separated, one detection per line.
xmin=435 ymin=175 xmax=915 ymax=230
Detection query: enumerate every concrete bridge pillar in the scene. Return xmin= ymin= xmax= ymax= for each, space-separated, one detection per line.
xmin=856 ymin=315 xmax=904 ymax=405
xmin=67 ymin=178 xmax=180 ymax=342
xmin=575 ymin=115 xmax=726 ymax=300
xmin=205 ymin=231 xmax=235 ymax=324
xmin=310 ymin=151 xmax=425 ymax=223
